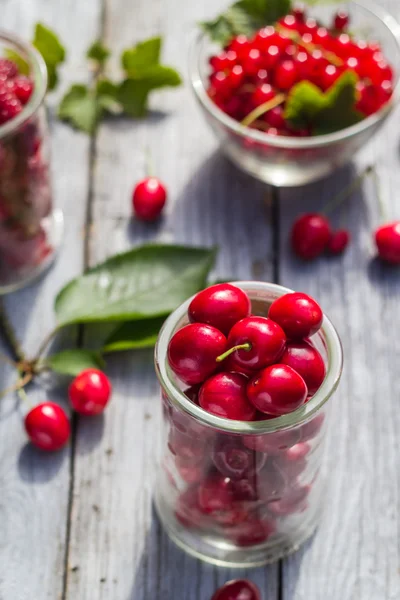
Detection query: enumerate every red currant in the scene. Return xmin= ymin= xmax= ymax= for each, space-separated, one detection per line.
xmin=252 ymin=27 xmax=275 ymax=52
xmin=69 ymin=369 xmax=112 ymax=415
xmin=268 ymin=292 xmax=323 ymax=340
xmin=229 ymin=35 xmax=251 ymax=59
xmin=292 ymin=4 xmax=306 ymax=23
xmin=251 ymin=83 xmax=275 ymax=109
xmin=132 ymin=177 xmax=167 ymax=221
xmin=242 ymin=48 xmax=262 ymax=76
xmin=13 ymin=76 xmax=34 ymax=104
xmin=328 ymin=229 xmax=350 ymax=254
xmin=247 ymin=364 xmax=308 ymax=416
xmin=168 ymin=323 xmax=227 ymax=385
xmin=226 ymin=65 xmax=244 ymax=89
xmin=280 ymin=341 xmax=326 ymax=394
xmin=222 ymin=316 xmax=286 ymax=372
xmin=334 ymin=9 xmax=350 ymax=31
xmin=0 ymin=94 xmax=22 ymax=124
xmin=0 ymin=58 xmax=18 ymax=79
xmin=375 ymin=221 xmax=400 ymax=264
xmin=189 ymin=283 xmax=250 ymax=335
xmin=320 ymin=65 xmax=341 ymax=91
xmin=25 ymin=402 xmax=70 ymax=451
xmin=211 ymin=580 xmax=261 ymax=600
xmin=291 ymin=213 xmax=332 ymax=260
xmin=263 ymin=45 xmax=280 ymax=70
xmin=265 ymin=105 xmax=286 ymax=129
xmin=274 ymin=60 xmax=298 ymax=91
xmin=199 ymin=372 xmax=257 ymax=421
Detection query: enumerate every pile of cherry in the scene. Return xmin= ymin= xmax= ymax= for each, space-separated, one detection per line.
xmin=166 ymin=283 xmax=326 ymax=545
xmin=207 ymin=6 xmax=394 ymax=134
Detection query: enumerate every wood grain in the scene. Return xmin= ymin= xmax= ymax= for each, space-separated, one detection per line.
xmin=65 ymin=0 xmax=278 ymax=598
xmin=0 ymin=1 xmax=101 ymax=599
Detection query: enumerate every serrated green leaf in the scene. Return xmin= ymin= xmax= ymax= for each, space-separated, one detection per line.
xmin=201 ymin=0 xmax=290 ymax=44
xmin=121 ymin=37 xmax=162 ymax=74
xmin=4 ymin=49 xmax=29 ymax=75
xmin=47 ymin=349 xmax=105 ymax=376
xmin=285 ymin=71 xmax=363 ymax=135
xmin=96 ymin=79 xmax=121 ymax=112
xmin=54 ymin=244 xmax=217 ymax=327
xmin=103 ymin=317 xmax=165 ymax=352
xmin=87 ymin=40 xmax=110 ymax=66
xmin=58 ymin=84 xmax=103 ymax=133
xmin=33 ymin=23 xmax=65 ymax=90
xmin=118 ymin=66 xmax=181 ymax=117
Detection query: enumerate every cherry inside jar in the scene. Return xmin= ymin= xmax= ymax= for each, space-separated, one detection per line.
xmin=0 ymin=32 xmax=63 ymax=294
xmin=155 ymin=281 xmax=343 ymax=567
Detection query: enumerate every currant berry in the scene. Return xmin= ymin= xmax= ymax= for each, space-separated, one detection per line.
xmin=132 ymin=177 xmax=167 ymax=221
xmin=280 ymin=341 xmax=326 ymax=394
xmin=25 ymin=402 xmax=70 ymax=451
xmin=13 ymin=76 xmax=34 ymax=104
xmin=268 ymin=292 xmax=323 ymax=340
xmin=199 ymin=372 xmax=257 ymax=421
xmin=274 ymin=60 xmax=298 ymax=91
xmin=211 ymin=580 xmax=261 ymax=600
xmin=229 ymin=35 xmax=251 ymax=59
xmin=188 ymin=283 xmax=251 ymax=335
xmin=375 ymin=221 xmax=400 ymax=264
xmin=291 ymin=213 xmax=332 ymax=260
xmin=247 ymin=364 xmax=308 ymax=416
xmin=0 ymin=94 xmax=22 ymax=124
xmin=265 ymin=105 xmax=286 ymax=129
xmin=334 ymin=9 xmax=350 ymax=31
xmin=69 ymin=369 xmax=112 ymax=415
xmin=251 ymin=83 xmax=275 ymax=109
xmin=168 ymin=323 xmax=227 ymax=385
xmin=220 ymin=316 xmax=286 ymax=372
xmin=0 ymin=58 xmax=18 ymax=79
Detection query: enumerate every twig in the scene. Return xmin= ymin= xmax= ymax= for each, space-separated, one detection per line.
xmin=0 ymin=371 xmax=33 ymax=400
xmin=0 ymin=299 xmax=25 ymax=361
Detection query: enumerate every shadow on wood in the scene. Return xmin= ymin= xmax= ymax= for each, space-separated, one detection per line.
xmin=18 ymin=442 xmax=67 ymax=483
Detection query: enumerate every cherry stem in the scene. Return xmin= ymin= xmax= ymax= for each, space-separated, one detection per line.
xmin=371 ymin=166 xmax=388 ymax=223
xmin=276 ymin=25 xmax=344 ymax=67
xmin=322 ymin=165 xmax=374 ymax=216
xmin=216 ymin=343 xmax=252 ymax=363
xmin=241 ymin=94 xmax=286 ymax=127
xmin=0 ymin=371 xmax=32 ymax=400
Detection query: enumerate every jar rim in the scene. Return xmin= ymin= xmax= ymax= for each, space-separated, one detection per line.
xmin=0 ymin=30 xmax=48 ymax=139
xmin=155 ymin=281 xmax=343 ymax=434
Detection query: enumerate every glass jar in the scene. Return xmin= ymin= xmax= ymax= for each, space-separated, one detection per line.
xmin=0 ymin=31 xmax=63 ymax=294
xmin=154 ymin=281 xmax=343 ymax=567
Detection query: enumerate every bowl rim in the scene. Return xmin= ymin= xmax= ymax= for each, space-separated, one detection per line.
xmin=189 ymin=0 xmax=400 ymax=150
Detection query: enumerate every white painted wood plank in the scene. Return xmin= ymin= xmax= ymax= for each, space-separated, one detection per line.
xmin=66 ymin=0 xmax=278 ymax=597
xmin=0 ymin=1 xmax=102 ymax=598
xmin=279 ymin=2 xmax=400 ymax=596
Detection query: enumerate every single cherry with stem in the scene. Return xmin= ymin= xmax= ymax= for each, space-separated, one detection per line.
xmin=216 ymin=316 xmax=286 ymax=372
xmin=268 ymin=292 xmax=323 ymax=340
xmin=25 ymin=402 xmax=70 ymax=451
xmin=247 ymin=364 xmax=308 ymax=416
xmin=188 ymin=283 xmax=251 ymax=335
xmin=69 ymin=369 xmax=112 ymax=415
xmin=168 ymin=323 xmax=227 ymax=386
xmin=132 ymin=148 xmax=167 ymax=221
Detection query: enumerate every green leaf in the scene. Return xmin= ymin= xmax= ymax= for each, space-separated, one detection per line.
xmin=55 ymin=244 xmax=217 ymax=327
xmin=87 ymin=40 xmax=110 ymax=66
xmin=285 ymin=71 xmax=363 ymax=135
xmin=118 ymin=67 xmax=181 ymax=117
xmin=4 ymin=49 xmax=29 ymax=75
xmin=47 ymin=349 xmax=105 ymax=376
xmin=103 ymin=317 xmax=165 ymax=352
xmin=33 ymin=23 xmax=66 ymax=91
xmin=200 ymin=0 xmax=291 ymax=44
xmin=58 ymin=84 xmax=103 ymax=133
xmin=121 ymin=37 xmax=162 ymax=74
xmin=96 ymin=79 xmax=121 ymax=112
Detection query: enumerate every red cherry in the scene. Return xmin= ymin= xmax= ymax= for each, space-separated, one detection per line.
xmin=25 ymin=402 xmax=70 ymax=451
xmin=188 ymin=283 xmax=251 ymax=335
xmin=274 ymin=60 xmax=298 ymax=91
xmin=199 ymin=372 xmax=257 ymax=421
xmin=243 ymin=427 xmax=301 ymax=454
xmin=168 ymin=427 xmax=206 ymax=463
xmin=334 ymin=9 xmax=350 ymax=31
xmin=176 ymin=460 xmax=204 ymax=483
xmin=222 ymin=316 xmax=286 ymax=372
xmin=12 ymin=76 xmax=34 ymax=104
xmin=211 ymin=580 xmax=261 ymax=600
xmin=291 ymin=213 xmax=332 ymax=260
xmin=281 ymin=441 xmax=310 ymax=462
xmin=230 ymin=518 xmax=276 ymax=546
xmin=251 ymin=83 xmax=275 ymax=109
xmin=280 ymin=341 xmax=326 ymax=395
xmin=69 ymin=369 xmax=112 ymax=415
xmin=132 ymin=177 xmax=167 ymax=221
xmin=375 ymin=221 xmax=400 ymax=264
xmin=168 ymin=323 xmax=227 ymax=385
xmin=268 ymin=484 xmax=310 ymax=516
xmin=268 ymin=292 xmax=323 ymax=340
xmin=328 ymin=229 xmax=350 ymax=254
xmin=198 ymin=472 xmax=234 ymax=514
xmin=247 ymin=365 xmax=307 ymax=416
xmin=212 ymin=436 xmax=266 ymax=479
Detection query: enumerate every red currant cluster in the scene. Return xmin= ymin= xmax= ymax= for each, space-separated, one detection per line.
xmin=24 ymin=369 xmax=112 ymax=452
xmin=0 ymin=58 xmax=53 ymax=274
xmin=165 ymin=283 xmax=326 ymax=545
xmin=207 ymin=6 xmax=394 ymax=135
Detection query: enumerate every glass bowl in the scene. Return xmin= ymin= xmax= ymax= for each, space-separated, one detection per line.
xmin=189 ymin=0 xmax=400 ymax=187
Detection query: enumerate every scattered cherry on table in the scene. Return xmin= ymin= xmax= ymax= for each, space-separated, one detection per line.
xmin=25 ymin=402 xmax=70 ymax=451
xmin=69 ymin=369 xmax=112 ymax=415
xmin=132 ymin=177 xmax=167 ymax=221
xmin=291 ymin=213 xmax=332 ymax=260
xmin=375 ymin=221 xmax=400 ymax=264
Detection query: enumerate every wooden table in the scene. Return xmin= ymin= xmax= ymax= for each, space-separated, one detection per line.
xmin=1 ymin=0 xmax=400 ymax=598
